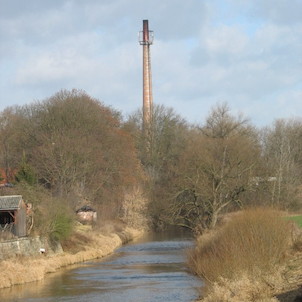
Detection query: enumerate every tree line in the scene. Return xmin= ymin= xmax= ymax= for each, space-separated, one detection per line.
xmin=1 ymin=89 xmax=302 ymax=236
xmin=126 ymin=100 xmax=302 ymax=231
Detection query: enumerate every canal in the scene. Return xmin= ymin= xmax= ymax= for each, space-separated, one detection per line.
xmin=1 ymin=230 xmax=201 ymax=302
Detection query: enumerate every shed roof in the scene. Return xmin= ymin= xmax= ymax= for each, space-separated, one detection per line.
xmin=76 ymin=205 xmax=96 ymax=213
xmin=0 ymin=195 xmax=23 ymax=210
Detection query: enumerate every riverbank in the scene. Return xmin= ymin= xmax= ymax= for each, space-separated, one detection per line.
xmin=191 ymin=209 xmax=302 ymax=302
xmin=1 ymin=229 xmax=200 ymax=302
xmin=195 ymin=254 xmax=302 ymax=302
xmin=0 ymin=225 xmax=143 ymax=289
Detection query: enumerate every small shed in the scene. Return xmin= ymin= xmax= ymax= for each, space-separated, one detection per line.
xmin=76 ymin=205 xmax=97 ymax=224
xmin=0 ymin=195 xmax=27 ymax=237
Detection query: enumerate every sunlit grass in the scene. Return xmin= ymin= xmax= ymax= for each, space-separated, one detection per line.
xmin=188 ymin=208 xmax=291 ymax=282
xmin=188 ymin=208 xmax=293 ymax=301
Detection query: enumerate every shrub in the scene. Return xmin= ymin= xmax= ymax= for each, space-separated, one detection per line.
xmin=32 ymin=194 xmax=75 ymax=242
xmin=49 ymin=211 xmax=74 ymax=242
xmin=15 ymin=153 xmax=37 ymax=186
xmin=188 ymin=208 xmax=292 ymax=283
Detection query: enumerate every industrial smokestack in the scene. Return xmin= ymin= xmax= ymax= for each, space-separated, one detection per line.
xmin=143 ymin=19 xmax=150 ymax=43
xmin=139 ymin=20 xmax=154 ymax=134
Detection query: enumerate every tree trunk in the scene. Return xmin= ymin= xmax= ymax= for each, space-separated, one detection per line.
xmin=209 ymin=210 xmax=218 ymax=229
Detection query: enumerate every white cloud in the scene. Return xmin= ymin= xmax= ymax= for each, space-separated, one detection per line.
xmin=0 ymin=0 xmax=301 ymax=127
xmin=203 ymin=25 xmax=248 ymax=56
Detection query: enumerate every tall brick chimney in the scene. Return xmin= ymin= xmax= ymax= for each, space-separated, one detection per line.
xmin=139 ymin=20 xmax=154 ymax=134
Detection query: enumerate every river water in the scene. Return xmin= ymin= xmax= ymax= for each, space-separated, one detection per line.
xmin=1 ymin=231 xmax=201 ymax=302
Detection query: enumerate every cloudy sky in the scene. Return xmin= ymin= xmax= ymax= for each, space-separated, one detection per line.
xmin=0 ymin=0 xmax=301 ymax=127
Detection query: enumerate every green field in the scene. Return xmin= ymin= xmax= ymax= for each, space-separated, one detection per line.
xmin=286 ymin=215 xmax=302 ymax=228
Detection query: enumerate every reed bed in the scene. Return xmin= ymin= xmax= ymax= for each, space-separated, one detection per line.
xmin=189 ymin=208 xmax=295 ymax=301
xmin=0 ymin=227 xmax=142 ymax=289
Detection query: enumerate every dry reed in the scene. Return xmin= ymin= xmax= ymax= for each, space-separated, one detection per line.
xmin=0 ymin=227 xmax=142 ymax=289
xmin=189 ymin=208 xmax=293 ymax=301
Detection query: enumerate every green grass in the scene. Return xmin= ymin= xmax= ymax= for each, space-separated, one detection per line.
xmin=286 ymin=215 xmax=302 ymax=228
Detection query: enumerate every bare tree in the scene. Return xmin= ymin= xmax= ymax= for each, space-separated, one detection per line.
xmin=172 ymin=104 xmax=260 ymax=230
xmin=125 ymin=104 xmax=189 ymax=228
xmin=261 ymin=118 xmax=302 ymax=209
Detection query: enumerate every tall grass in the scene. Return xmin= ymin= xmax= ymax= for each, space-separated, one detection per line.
xmin=188 ymin=208 xmax=292 ymax=284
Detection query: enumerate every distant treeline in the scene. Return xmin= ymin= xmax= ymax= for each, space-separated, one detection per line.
xmin=1 ymin=89 xmax=302 ymax=237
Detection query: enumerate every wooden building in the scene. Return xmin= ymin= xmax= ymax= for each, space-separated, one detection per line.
xmin=0 ymin=195 xmax=27 ymax=237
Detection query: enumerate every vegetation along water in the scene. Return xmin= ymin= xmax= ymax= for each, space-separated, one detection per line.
xmin=0 ymin=231 xmax=201 ymax=302
xmin=2 ymin=90 xmax=302 ymax=301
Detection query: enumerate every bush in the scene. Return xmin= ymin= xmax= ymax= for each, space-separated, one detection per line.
xmin=188 ymin=208 xmax=292 ymax=283
xmin=15 ymin=154 xmax=37 ymax=186
xmin=50 ymin=211 xmax=74 ymax=242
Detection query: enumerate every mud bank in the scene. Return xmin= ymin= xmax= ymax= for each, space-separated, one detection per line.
xmin=0 ymin=227 xmax=143 ymax=289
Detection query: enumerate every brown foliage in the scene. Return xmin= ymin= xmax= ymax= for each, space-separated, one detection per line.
xmin=172 ymin=104 xmax=260 ymax=230
xmin=188 ymin=208 xmax=292 ymax=283
xmin=126 ymin=105 xmax=189 ymax=229
xmin=0 ymin=89 xmax=143 ymax=222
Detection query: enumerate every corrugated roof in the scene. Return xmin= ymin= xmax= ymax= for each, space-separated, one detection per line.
xmin=0 ymin=195 xmax=23 ymax=210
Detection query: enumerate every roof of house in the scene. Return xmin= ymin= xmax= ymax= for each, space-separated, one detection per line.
xmin=0 ymin=195 xmax=23 ymax=210
xmin=76 ymin=205 xmax=96 ymax=213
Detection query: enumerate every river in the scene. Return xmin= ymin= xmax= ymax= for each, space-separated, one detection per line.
xmin=0 ymin=230 xmax=201 ymax=302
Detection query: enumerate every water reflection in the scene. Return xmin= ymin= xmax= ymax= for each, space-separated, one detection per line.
xmin=0 ymin=231 xmax=201 ymax=302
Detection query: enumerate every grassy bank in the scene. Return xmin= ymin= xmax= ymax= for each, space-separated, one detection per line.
xmin=0 ymin=225 xmax=143 ymax=289
xmin=188 ymin=208 xmax=302 ymax=302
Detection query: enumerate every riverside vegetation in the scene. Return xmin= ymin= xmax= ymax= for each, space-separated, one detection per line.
xmin=1 ymin=90 xmax=302 ymax=297
xmin=188 ymin=208 xmax=302 ymax=301
xmin=0 ymin=223 xmax=143 ymax=289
